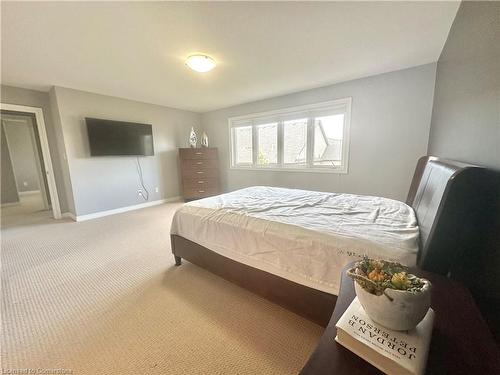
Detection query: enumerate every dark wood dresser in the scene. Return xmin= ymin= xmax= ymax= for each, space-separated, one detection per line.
xmin=179 ymin=147 xmax=220 ymax=201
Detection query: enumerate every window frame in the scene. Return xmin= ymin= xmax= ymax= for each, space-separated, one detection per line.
xmin=228 ymin=97 xmax=352 ymax=174
xmin=231 ymin=124 xmax=253 ymax=166
xmin=255 ymin=122 xmax=279 ymax=167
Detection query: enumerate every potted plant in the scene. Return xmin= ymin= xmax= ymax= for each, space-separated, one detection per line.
xmin=347 ymin=257 xmax=431 ymax=331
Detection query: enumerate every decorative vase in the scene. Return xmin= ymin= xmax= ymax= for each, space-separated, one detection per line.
xmin=201 ymin=132 xmax=209 ymax=148
xmin=189 ymin=127 xmax=197 ymax=148
xmin=347 ymin=258 xmax=432 ymax=331
xmin=354 ymin=279 xmax=432 ymax=331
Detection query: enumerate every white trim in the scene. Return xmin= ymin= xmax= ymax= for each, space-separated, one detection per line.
xmin=18 ymin=190 xmax=41 ymax=196
xmin=228 ymin=98 xmax=352 ymax=122
xmin=229 ymin=166 xmax=348 ymax=174
xmin=228 ymin=97 xmax=352 ymax=174
xmin=62 ymin=212 xmax=77 ymax=221
xmin=1 ymin=201 xmax=21 ymax=207
xmin=341 ymin=97 xmax=352 ymax=174
xmin=27 ymin=117 xmax=50 ymax=209
xmin=1 ymin=103 xmax=62 ymax=219
xmin=65 ymin=196 xmax=182 ymax=222
xmin=1 ymin=120 xmax=21 ymax=201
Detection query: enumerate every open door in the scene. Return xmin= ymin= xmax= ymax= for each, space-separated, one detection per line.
xmin=0 ymin=103 xmax=61 ymax=220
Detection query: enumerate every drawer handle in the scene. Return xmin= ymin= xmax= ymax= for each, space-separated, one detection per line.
xmin=198 ymin=190 xmax=205 ymax=193
xmin=196 ymin=162 xmax=203 ymax=165
xmin=198 ymin=181 xmax=205 ymax=184
xmin=196 ymin=171 xmax=204 ymax=174
xmin=195 ymin=152 xmax=203 ymax=155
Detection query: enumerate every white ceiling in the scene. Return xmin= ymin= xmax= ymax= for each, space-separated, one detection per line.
xmin=1 ymin=2 xmax=459 ymax=113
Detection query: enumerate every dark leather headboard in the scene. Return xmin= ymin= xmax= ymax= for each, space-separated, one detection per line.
xmin=407 ymin=156 xmax=497 ymax=283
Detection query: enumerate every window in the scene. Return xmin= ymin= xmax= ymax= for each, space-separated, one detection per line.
xmin=283 ymin=118 xmax=307 ymax=166
xmin=257 ymin=123 xmax=278 ymax=165
xmin=313 ymin=114 xmax=344 ymax=167
xmin=229 ymin=98 xmax=351 ymax=173
xmin=232 ymin=125 xmax=253 ymax=165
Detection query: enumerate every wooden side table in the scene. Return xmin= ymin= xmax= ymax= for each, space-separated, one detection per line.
xmin=300 ymin=264 xmax=500 ymax=374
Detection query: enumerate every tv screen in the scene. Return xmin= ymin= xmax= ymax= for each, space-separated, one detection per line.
xmin=86 ymin=118 xmax=154 ymax=156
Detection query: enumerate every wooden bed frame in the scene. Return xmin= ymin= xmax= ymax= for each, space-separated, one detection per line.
xmin=170 ymin=156 xmax=493 ymax=326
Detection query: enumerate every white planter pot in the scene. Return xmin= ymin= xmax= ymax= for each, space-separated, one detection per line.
xmin=354 ymin=279 xmax=432 ymax=331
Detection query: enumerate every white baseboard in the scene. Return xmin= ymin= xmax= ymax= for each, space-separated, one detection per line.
xmin=1 ymin=201 xmax=20 ymax=207
xmin=63 ymin=196 xmax=182 ymax=222
xmin=19 ymin=190 xmax=41 ymax=196
xmin=62 ymin=212 xmax=77 ymax=221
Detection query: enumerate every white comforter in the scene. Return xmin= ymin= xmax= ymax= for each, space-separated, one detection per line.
xmin=170 ymin=186 xmax=419 ymax=295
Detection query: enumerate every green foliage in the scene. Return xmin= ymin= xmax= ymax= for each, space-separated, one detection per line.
xmin=257 ymin=151 xmax=269 ymax=165
xmin=348 ymin=256 xmax=426 ymax=296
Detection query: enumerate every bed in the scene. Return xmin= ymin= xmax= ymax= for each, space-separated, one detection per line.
xmin=170 ymin=156 xmax=491 ymax=326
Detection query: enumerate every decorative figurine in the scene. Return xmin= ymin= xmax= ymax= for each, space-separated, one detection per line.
xmin=201 ymin=132 xmax=209 ymax=148
xmin=189 ymin=127 xmax=197 ymax=148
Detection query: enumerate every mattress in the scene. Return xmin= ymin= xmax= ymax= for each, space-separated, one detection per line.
xmin=170 ymin=186 xmax=419 ymax=295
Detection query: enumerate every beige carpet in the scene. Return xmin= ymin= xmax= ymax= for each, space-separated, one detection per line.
xmin=1 ymin=192 xmax=50 ymax=229
xmin=1 ymin=202 xmax=323 ymax=374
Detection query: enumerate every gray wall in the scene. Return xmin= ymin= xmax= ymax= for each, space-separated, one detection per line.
xmin=51 ymin=86 xmax=200 ymax=216
xmin=428 ymin=1 xmax=499 ymax=169
xmin=201 ymin=63 xmax=437 ymax=201
xmin=1 ymin=126 xmax=19 ymax=204
xmin=1 ymin=85 xmax=69 ymax=211
xmin=3 ymin=120 xmax=40 ymax=192
xmin=427 ymin=1 xmax=500 ymax=337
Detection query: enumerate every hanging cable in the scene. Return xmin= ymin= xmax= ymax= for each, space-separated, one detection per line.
xmin=136 ymin=156 xmax=149 ymax=201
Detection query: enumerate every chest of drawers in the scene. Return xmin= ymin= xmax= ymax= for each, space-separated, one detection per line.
xmin=179 ymin=148 xmax=220 ymax=200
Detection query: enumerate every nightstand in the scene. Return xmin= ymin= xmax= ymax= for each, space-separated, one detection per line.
xmin=300 ymin=264 xmax=500 ymax=374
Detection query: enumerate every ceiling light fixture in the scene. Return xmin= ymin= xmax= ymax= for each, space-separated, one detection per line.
xmin=185 ymin=54 xmax=216 ymax=73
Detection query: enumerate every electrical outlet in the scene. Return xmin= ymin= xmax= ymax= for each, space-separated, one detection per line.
xmin=155 ymin=187 xmax=159 ymax=193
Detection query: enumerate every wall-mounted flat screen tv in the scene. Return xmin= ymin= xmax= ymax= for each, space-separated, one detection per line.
xmin=86 ymin=118 xmax=154 ymax=156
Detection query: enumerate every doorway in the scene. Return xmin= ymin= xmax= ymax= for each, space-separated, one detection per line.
xmin=1 ymin=104 xmax=61 ymax=226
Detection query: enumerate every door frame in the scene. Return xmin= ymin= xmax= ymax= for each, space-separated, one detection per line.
xmin=0 ymin=103 xmax=61 ymax=219
xmin=1 ymin=117 xmax=50 ymax=210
